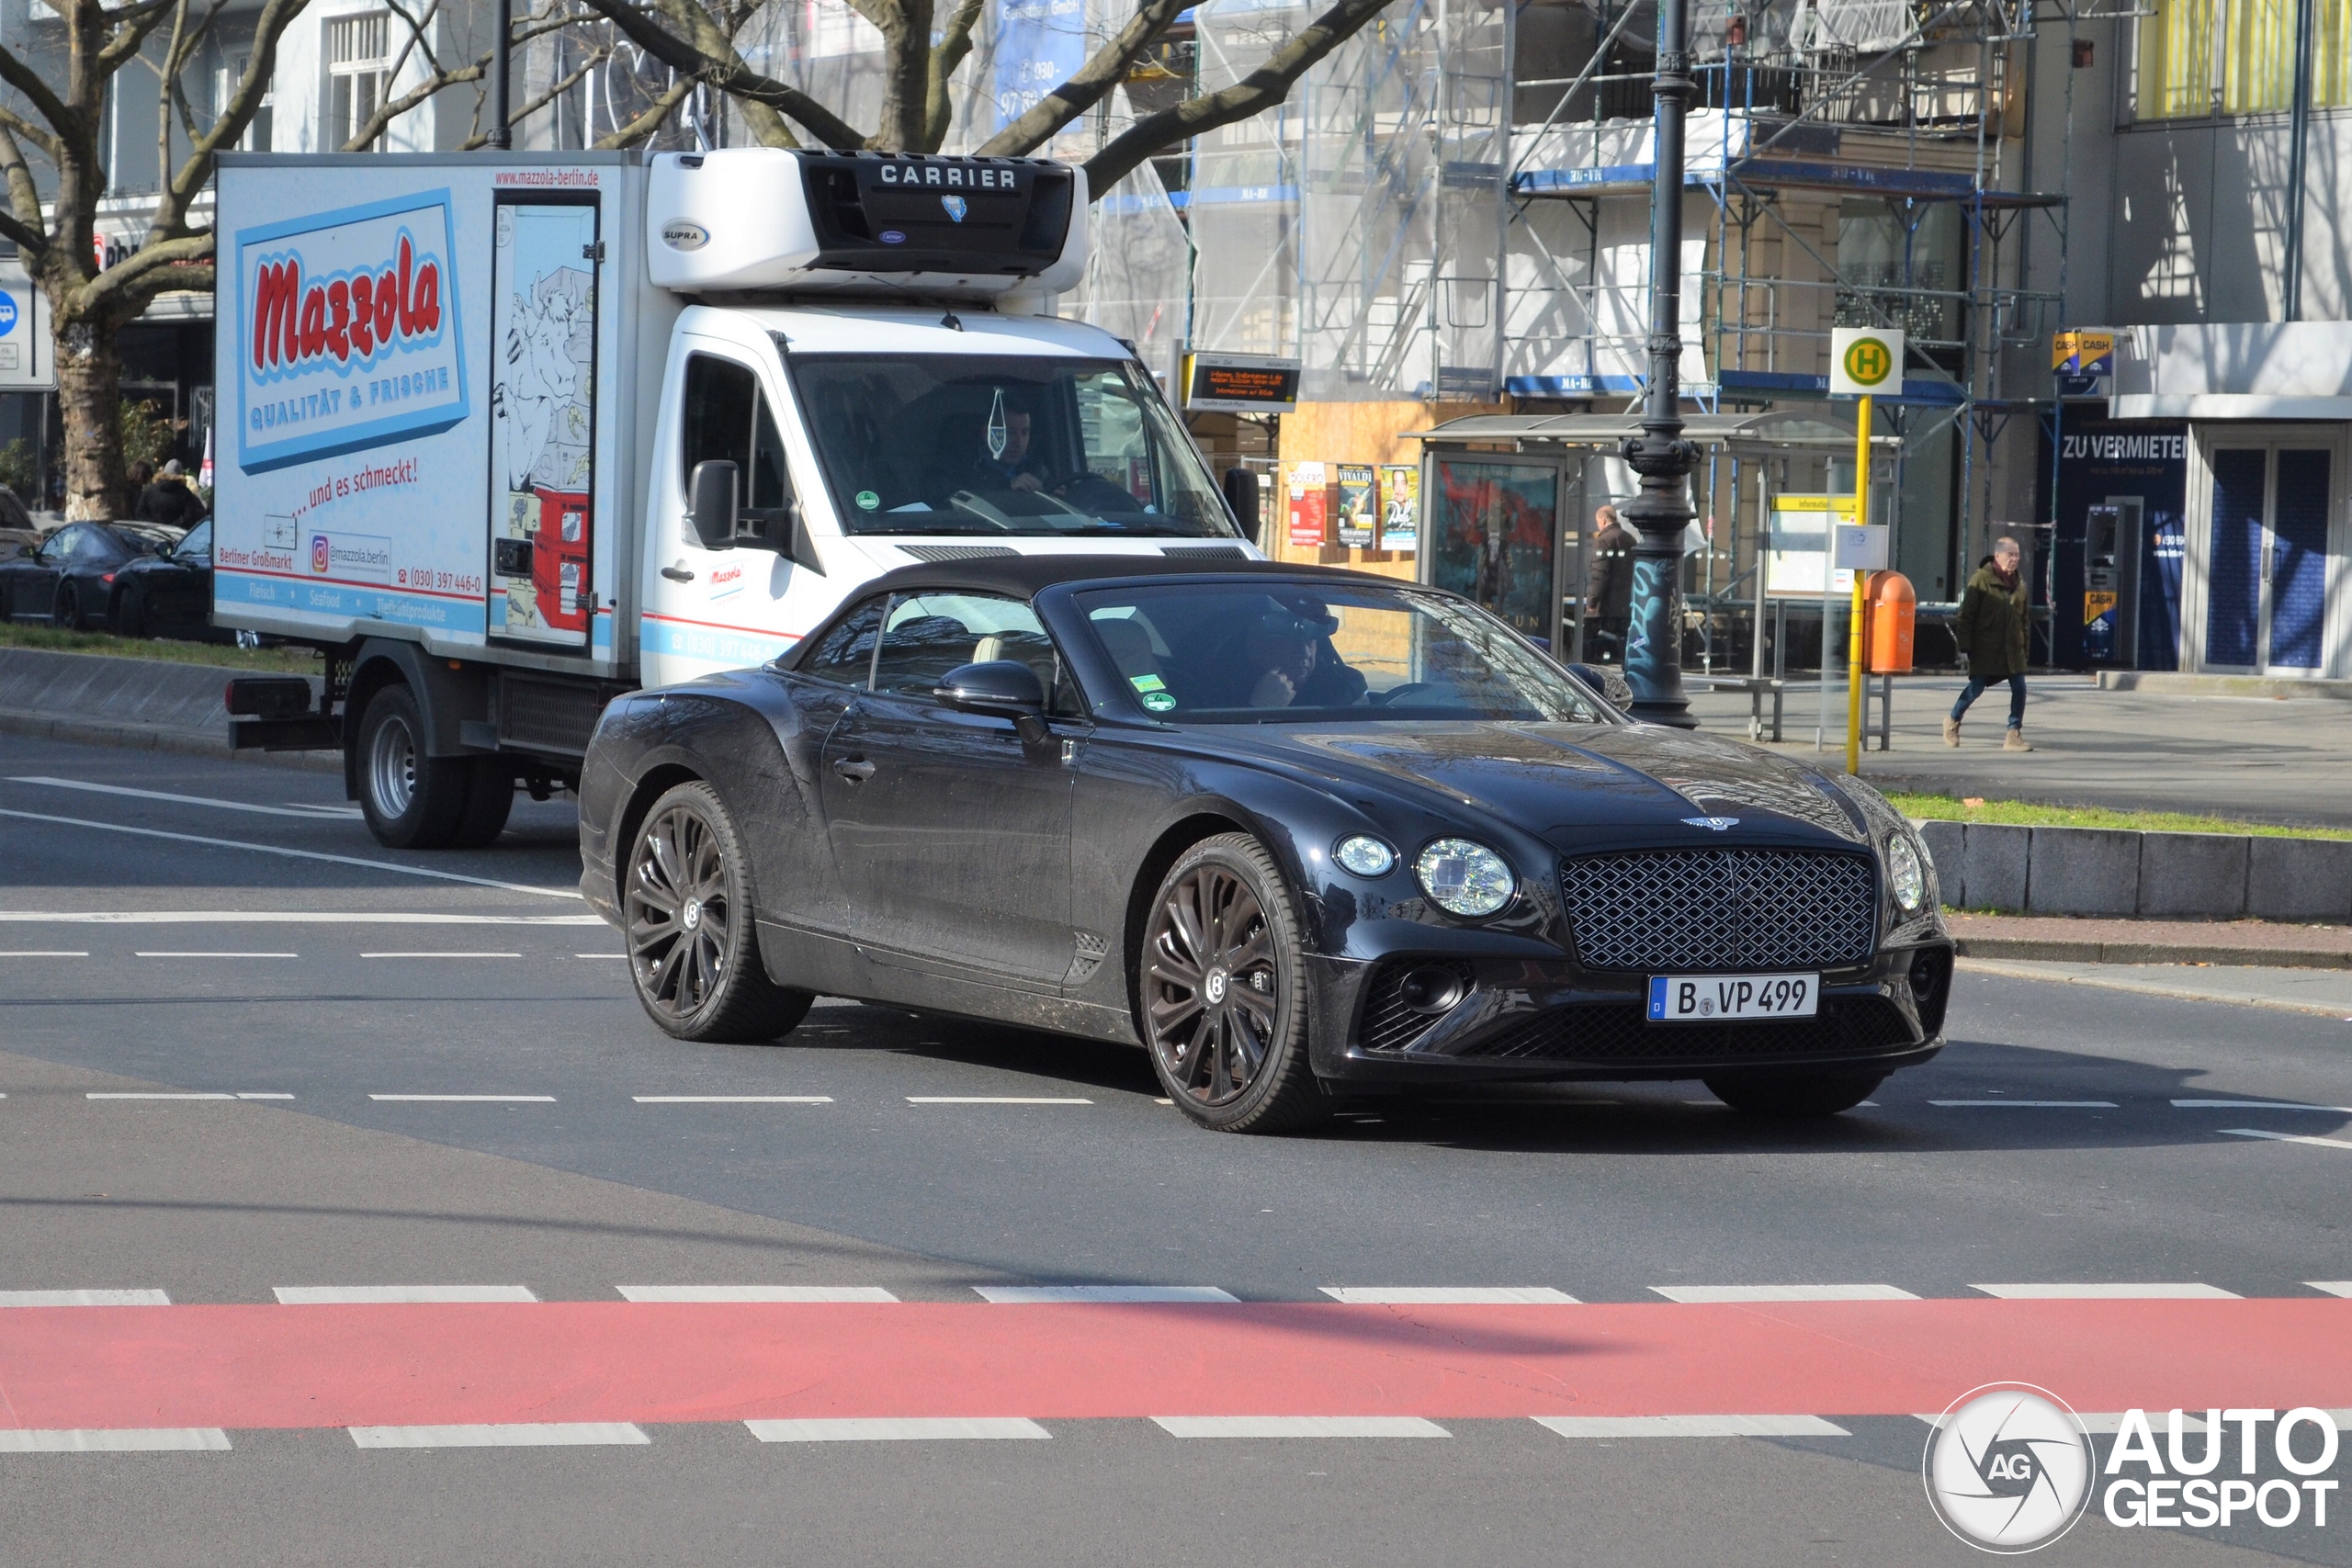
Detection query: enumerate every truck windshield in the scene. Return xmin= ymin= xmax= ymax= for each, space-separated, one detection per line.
xmin=787 ymin=355 xmax=1239 ymax=538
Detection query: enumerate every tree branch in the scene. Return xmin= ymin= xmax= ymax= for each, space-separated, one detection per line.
xmin=154 ymin=0 xmax=308 ymax=233
xmin=923 ymin=0 xmax=984 ymax=152
xmin=0 ymin=100 xmax=62 ymax=162
xmin=95 ymin=0 xmax=187 ymax=73
xmin=81 ymin=228 xmax=213 ymax=311
xmin=0 ymin=122 xmax=47 ymax=249
xmin=570 ymin=0 xmax=866 ymax=148
xmin=0 ymin=41 xmax=78 ymax=140
xmin=458 ymin=47 xmax=605 ymax=149
xmin=975 ymin=0 xmax=1189 ymax=158
xmin=593 ymin=68 xmax=694 ymax=148
xmin=1083 ymin=0 xmax=1396 ymax=192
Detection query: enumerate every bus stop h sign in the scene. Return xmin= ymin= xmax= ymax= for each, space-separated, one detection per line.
xmin=1829 ymin=327 xmax=1904 ymax=396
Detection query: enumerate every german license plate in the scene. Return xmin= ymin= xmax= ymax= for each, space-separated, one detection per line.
xmin=1646 ymin=973 xmax=1818 ymax=1022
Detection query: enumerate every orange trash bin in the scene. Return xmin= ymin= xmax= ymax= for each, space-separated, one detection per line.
xmin=1866 ymin=570 xmax=1916 ymax=673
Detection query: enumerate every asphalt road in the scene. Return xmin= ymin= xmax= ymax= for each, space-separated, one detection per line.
xmin=2 ymin=731 xmax=2348 ymax=1567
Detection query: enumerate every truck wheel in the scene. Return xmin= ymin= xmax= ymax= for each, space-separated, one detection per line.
xmin=356 ymin=686 xmax=467 ymax=849
xmin=624 ymin=780 xmax=811 ymax=1043
xmin=451 ymin=762 xmax=515 ymax=849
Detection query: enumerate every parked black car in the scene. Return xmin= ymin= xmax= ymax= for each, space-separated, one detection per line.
xmin=578 ymin=556 xmax=1952 ymax=1134
xmin=107 ymin=519 xmax=215 ymax=638
xmin=0 ymin=521 xmax=181 ymax=629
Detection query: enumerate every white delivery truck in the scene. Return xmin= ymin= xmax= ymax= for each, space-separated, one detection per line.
xmin=212 ymin=147 xmax=1258 ymax=847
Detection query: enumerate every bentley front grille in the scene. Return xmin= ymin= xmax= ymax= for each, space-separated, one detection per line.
xmin=1560 ymin=849 xmax=1876 ymax=973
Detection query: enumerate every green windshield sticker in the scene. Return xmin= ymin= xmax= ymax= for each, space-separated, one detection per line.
xmin=1128 ymin=672 xmax=1167 ymax=693
xmin=1140 ymin=691 xmax=1178 ymax=713
xmin=855 ymin=490 xmax=879 ymax=511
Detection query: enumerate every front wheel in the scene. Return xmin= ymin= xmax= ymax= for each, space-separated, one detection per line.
xmin=624 ymin=780 xmax=811 ymax=1043
xmin=53 ymin=582 xmax=82 ymax=630
xmin=1705 ymin=1073 xmax=1884 ymax=1118
xmin=1137 ymin=832 xmax=1324 ymax=1133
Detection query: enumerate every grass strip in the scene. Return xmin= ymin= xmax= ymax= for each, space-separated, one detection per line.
xmin=1888 ymin=790 xmax=2352 ymax=841
xmin=0 ymin=622 xmax=322 ymax=674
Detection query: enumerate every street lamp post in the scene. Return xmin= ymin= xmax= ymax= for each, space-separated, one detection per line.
xmin=1618 ymin=0 xmax=1699 ymax=728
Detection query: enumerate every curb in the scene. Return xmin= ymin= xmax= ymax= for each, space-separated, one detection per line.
xmin=0 ymin=706 xmax=339 ymax=773
xmin=1952 ymin=937 xmax=2352 ymax=969
xmin=1956 ymin=957 xmax=2352 ymax=1021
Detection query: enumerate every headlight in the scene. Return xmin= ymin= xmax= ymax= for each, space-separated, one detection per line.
xmin=1887 ymin=832 xmax=1926 ymax=913
xmin=1415 ymin=838 xmax=1515 ymax=918
xmin=1334 ymin=835 xmax=1396 ymax=877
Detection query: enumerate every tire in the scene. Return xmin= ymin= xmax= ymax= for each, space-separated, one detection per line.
xmin=450 ymin=761 xmax=515 ymax=849
xmin=110 ymin=589 xmax=142 ymax=637
xmin=623 ymin=780 xmax=812 ymax=1043
xmin=1136 ymin=832 xmax=1326 ymax=1134
xmin=1705 ymin=1072 xmax=1884 ymax=1118
xmin=355 ymin=685 xmax=468 ymax=849
xmin=53 ymin=581 xmax=81 ymax=630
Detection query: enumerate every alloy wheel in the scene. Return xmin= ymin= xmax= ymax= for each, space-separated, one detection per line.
xmin=628 ymin=803 xmax=731 ymax=1019
xmin=1144 ymin=863 xmax=1281 ymax=1108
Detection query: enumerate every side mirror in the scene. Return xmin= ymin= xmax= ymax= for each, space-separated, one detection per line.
xmin=935 ymin=660 xmax=1048 ymax=743
xmin=1567 ymin=660 xmax=1635 ymax=713
xmin=687 ymin=459 xmax=738 ymax=549
xmin=1221 ymin=467 xmax=1261 ymax=540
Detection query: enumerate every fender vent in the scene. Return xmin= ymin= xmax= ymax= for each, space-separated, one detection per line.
xmin=1064 ymin=931 xmax=1110 ymax=987
xmin=897 ymin=544 xmax=1018 ymax=561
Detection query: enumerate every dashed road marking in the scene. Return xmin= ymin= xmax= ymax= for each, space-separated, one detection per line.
xmin=0 ymin=950 xmax=86 ymax=956
xmin=2174 ymin=1100 xmax=2352 ymax=1111
xmin=631 ymin=1095 xmax=833 ymax=1104
xmin=237 ymin=1092 xmax=295 ymax=1100
xmin=133 ymin=951 xmax=298 ymax=959
xmin=0 ymin=1427 xmax=230 ymax=1452
xmin=368 ymin=1094 xmax=556 ymax=1103
xmin=0 ymin=911 xmax=605 ymax=925
xmin=1151 ymin=1416 xmax=1449 ymax=1438
xmin=1928 ymin=1100 xmax=2118 ymax=1108
xmin=975 ymin=1286 xmax=1238 ymax=1303
xmin=275 ymin=1286 xmax=539 ymax=1304
xmin=1970 ymin=1282 xmax=2240 ymax=1300
xmin=908 ymin=1096 xmax=1092 ymax=1105
xmin=2310 ymin=1283 xmax=2352 ymax=1298
xmin=576 ymin=953 xmax=628 ymax=959
xmin=1648 ymin=1285 xmax=1920 ymax=1303
xmin=1534 ymin=1415 xmax=1849 ymax=1438
xmin=87 ymin=1091 xmax=235 ymax=1100
xmin=350 ymin=1423 xmax=647 ymax=1448
xmin=617 ymin=1286 xmax=898 ymax=1303
xmin=362 ymin=952 xmax=521 ymax=959
xmin=746 ymin=1417 xmax=1050 ymax=1442
xmin=1319 ymin=1288 xmax=1578 ymax=1305
xmin=7 ymin=777 xmax=356 ymax=821
xmin=2222 ymin=1127 xmax=2352 ymax=1152
xmin=0 ymin=1290 xmax=170 ymax=1307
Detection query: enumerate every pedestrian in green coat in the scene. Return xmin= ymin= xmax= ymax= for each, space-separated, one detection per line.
xmin=1944 ymin=536 xmax=2034 ymax=751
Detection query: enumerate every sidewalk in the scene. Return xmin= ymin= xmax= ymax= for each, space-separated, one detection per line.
xmin=1947 ymin=914 xmax=2352 ymax=968
xmin=1957 ymin=958 xmax=2352 ymax=1021
xmin=1684 ymin=673 xmax=2352 ymax=829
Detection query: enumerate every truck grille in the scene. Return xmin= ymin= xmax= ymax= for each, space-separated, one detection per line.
xmin=1560 ymin=850 xmax=1876 ymax=972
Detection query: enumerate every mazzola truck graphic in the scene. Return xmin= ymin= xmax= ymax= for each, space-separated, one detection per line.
xmin=211 ymin=149 xmax=1257 ymax=848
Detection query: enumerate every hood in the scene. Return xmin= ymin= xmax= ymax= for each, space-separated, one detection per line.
xmin=1261 ymin=721 xmax=1869 ymax=847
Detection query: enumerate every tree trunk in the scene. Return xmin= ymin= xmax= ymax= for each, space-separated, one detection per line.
xmin=55 ymin=311 xmax=127 ymax=522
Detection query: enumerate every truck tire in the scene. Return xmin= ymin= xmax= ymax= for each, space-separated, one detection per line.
xmin=356 ymin=685 xmax=467 ymax=849
xmin=451 ymin=762 xmax=515 ymax=849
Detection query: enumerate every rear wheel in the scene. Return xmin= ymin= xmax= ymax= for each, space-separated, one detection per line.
xmin=1705 ymin=1073 xmax=1884 ymax=1118
xmin=450 ymin=761 xmax=515 ymax=849
xmin=624 ymin=780 xmax=811 ymax=1043
xmin=355 ymin=685 xmax=467 ymax=849
xmin=53 ymin=582 xmax=81 ymax=630
xmin=111 ymin=588 xmax=143 ymax=637
xmin=1137 ymin=832 xmax=1325 ymax=1134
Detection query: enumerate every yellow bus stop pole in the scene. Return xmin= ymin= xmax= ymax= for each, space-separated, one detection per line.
xmin=1845 ymin=394 xmax=1870 ymax=776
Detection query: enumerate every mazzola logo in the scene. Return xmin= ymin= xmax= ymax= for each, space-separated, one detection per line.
xmin=1923 ymin=1383 xmax=2096 ymax=1552
xmin=251 ymin=232 xmax=442 ymax=375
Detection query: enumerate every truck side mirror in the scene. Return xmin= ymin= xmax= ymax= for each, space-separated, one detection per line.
xmin=687 ymin=460 xmax=738 ymax=549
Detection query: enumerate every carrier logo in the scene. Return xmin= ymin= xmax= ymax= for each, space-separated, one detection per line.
xmin=1682 ymin=817 xmax=1739 ymax=831
xmin=1924 ymin=1384 xmax=2095 ymax=1552
xmin=661 ymin=220 xmax=709 ymax=251
xmin=941 ymin=195 xmax=967 ymax=222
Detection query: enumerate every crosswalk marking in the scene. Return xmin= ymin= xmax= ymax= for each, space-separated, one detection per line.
xmin=0 ymin=1289 xmax=170 ymax=1307
xmin=275 ymin=1285 xmax=538 ymax=1304
xmin=1534 ymin=1415 xmax=1848 ymax=1438
xmin=975 ymin=1286 xmax=1238 ymax=1303
xmin=0 ymin=1427 xmax=229 ymax=1451
xmin=746 ymin=1417 xmax=1049 ymax=1442
xmin=1969 ymin=1282 xmax=2240 ymax=1300
xmin=1151 ymin=1416 xmax=1448 ymax=1438
xmin=616 ymin=1286 xmax=899 ymax=1303
xmin=1649 ymin=1285 xmax=1919 ymax=1303
xmin=349 ymin=1424 xmax=647 ymax=1448
xmin=1319 ymin=1288 xmax=1578 ymax=1305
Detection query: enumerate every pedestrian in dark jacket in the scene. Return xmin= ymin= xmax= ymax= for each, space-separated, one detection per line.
xmin=1945 ymin=535 xmax=2033 ymax=750
xmin=137 ymin=459 xmax=209 ymax=530
xmin=1584 ymin=504 xmax=1634 ymax=662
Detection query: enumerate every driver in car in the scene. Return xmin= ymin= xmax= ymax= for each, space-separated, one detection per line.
xmin=1227 ymin=605 xmax=1368 ymax=709
xmin=969 ymin=401 xmax=1048 ymax=494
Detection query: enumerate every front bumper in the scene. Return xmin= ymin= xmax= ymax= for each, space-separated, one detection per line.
xmin=1305 ymin=940 xmax=1952 ymax=1086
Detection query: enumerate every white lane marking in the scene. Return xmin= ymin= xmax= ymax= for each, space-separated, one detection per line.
xmin=2222 ymin=1127 xmax=2352 ymax=1152
xmin=361 ymin=952 xmax=521 ymax=959
xmin=1928 ymin=1100 xmax=2118 ymax=1108
xmin=368 ymin=1094 xmax=555 ymax=1103
xmin=0 ymin=911 xmax=605 ymax=924
xmin=1319 ymin=1287 xmax=1580 ymax=1305
xmin=617 ymin=1286 xmax=898 ymax=1303
xmin=1969 ymin=1282 xmax=2240 ymax=1299
xmin=0 ymin=950 xmax=86 ymax=956
xmin=632 ymin=1095 xmax=832 ymax=1104
xmin=349 ymin=1424 xmax=647 ymax=1448
xmin=275 ymin=1285 xmax=538 ymax=1304
xmin=1648 ymin=1284 xmax=1919 ymax=1303
xmin=1534 ymin=1415 xmax=1849 ymax=1438
xmin=0 ymin=1427 xmax=229 ymax=1452
xmin=0 ymin=1290 xmax=170 ymax=1307
xmin=1151 ymin=1416 xmax=1449 ymax=1438
xmin=7 ymin=777 xmax=354 ymax=820
xmin=237 ymin=1092 xmax=295 ymax=1100
xmin=2174 ymin=1100 xmax=2352 ymax=1111
xmin=745 ymin=1418 xmax=1049 ymax=1442
xmin=974 ymin=1286 xmax=1238 ymax=1304
xmin=907 ymin=1096 xmax=1092 ymax=1105
xmin=0 ymin=807 xmax=580 ymax=900
xmin=134 ymin=951 xmax=298 ymax=959
xmin=86 ymin=1092 xmax=235 ymax=1100
xmin=283 ymin=804 xmax=366 ymax=818
xmin=576 ymin=953 xmax=628 ymax=959
xmin=2308 ymin=1283 xmax=2352 ymax=1298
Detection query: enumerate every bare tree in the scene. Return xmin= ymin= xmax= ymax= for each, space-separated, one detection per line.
xmin=569 ymin=0 xmax=1401 ymax=193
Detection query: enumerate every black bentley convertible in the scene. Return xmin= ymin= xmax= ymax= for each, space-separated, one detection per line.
xmin=579 ymin=557 xmax=1951 ymax=1133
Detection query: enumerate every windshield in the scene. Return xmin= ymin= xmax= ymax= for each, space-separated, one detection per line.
xmin=787 ymin=355 xmax=1238 ymax=538
xmin=1074 ymin=582 xmax=1609 ymax=724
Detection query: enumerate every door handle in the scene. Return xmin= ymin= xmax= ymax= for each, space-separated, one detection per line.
xmin=661 ymin=564 xmax=695 ymax=583
xmin=831 ymin=756 xmax=876 ymax=783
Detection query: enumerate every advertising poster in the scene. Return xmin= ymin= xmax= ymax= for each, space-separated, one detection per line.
xmin=1335 ymin=463 xmax=1376 ymax=548
xmin=1378 ymin=464 xmax=1419 ymax=551
xmin=1286 ymin=460 xmax=1329 ymax=548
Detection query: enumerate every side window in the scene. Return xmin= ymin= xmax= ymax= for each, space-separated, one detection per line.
xmin=871 ymin=592 xmax=1074 ymax=711
xmin=796 ymin=596 xmax=886 ymax=687
xmin=680 ymin=354 xmax=796 ymax=535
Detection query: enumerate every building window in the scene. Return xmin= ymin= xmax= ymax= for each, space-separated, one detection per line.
xmin=329 ymin=13 xmax=392 ymax=151
xmin=218 ymin=60 xmax=273 ymax=151
xmin=2136 ymin=0 xmax=2351 ymax=118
